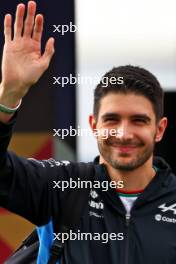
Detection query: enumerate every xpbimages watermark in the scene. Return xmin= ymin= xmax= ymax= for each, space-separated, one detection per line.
xmin=53 ymin=127 xmax=124 ymax=140
xmin=53 ymin=178 xmax=124 ymax=192
xmin=53 ymin=74 xmax=124 ymax=88
xmin=53 ymin=230 xmax=124 ymax=244
xmin=53 ymin=22 xmax=77 ymax=35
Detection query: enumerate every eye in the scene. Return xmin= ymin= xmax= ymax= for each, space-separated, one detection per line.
xmin=104 ymin=118 xmax=119 ymax=123
xmin=133 ymin=118 xmax=147 ymax=124
xmin=105 ymin=118 xmax=115 ymax=121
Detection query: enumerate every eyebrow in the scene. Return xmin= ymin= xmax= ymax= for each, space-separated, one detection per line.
xmin=131 ymin=114 xmax=151 ymax=122
xmin=101 ymin=113 xmax=120 ymax=120
xmin=101 ymin=112 xmax=151 ymax=122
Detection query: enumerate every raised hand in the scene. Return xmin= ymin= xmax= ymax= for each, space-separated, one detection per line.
xmin=0 ymin=1 xmax=55 ymax=107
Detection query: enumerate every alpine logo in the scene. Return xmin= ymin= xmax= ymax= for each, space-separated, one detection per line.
xmin=155 ymin=203 xmax=176 ymax=224
xmin=158 ymin=203 xmax=176 ymax=214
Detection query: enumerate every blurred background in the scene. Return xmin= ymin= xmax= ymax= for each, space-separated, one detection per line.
xmin=0 ymin=0 xmax=176 ymax=262
xmin=76 ymin=0 xmax=176 ymax=161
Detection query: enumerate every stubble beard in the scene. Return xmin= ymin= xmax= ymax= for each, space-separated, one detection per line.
xmin=97 ymin=137 xmax=156 ymax=171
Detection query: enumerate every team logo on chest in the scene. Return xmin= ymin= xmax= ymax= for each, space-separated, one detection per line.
xmin=155 ymin=203 xmax=176 ymax=224
xmin=88 ymin=190 xmax=104 ymax=218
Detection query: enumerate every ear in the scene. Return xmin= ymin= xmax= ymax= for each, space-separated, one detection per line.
xmin=89 ymin=114 xmax=97 ymax=133
xmin=155 ymin=117 xmax=168 ymax=142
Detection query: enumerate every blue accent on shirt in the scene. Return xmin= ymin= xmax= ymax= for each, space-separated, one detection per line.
xmin=36 ymin=220 xmax=60 ymax=264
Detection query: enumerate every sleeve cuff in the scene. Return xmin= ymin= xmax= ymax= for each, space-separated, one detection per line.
xmin=0 ymin=111 xmax=18 ymax=135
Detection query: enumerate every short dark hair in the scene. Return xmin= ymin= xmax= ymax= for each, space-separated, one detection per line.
xmin=93 ymin=65 xmax=164 ymax=122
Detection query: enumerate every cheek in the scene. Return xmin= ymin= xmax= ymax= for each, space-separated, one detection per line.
xmin=138 ymin=128 xmax=157 ymax=143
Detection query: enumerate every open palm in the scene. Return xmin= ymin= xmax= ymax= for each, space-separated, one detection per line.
xmin=1 ymin=1 xmax=54 ymax=99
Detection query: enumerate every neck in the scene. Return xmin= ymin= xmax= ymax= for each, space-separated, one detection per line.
xmin=99 ymin=156 xmax=156 ymax=192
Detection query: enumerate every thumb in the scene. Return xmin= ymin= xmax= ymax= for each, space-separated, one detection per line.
xmin=40 ymin=37 xmax=55 ymax=69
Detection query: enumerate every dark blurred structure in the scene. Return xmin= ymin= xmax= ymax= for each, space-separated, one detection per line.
xmin=155 ymin=91 xmax=176 ymax=174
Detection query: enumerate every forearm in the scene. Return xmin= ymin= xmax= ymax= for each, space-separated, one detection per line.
xmin=0 ymin=112 xmax=13 ymax=123
xmin=0 ymin=111 xmax=16 ymax=164
xmin=0 ymin=116 xmax=15 ymax=206
xmin=0 ymin=116 xmax=53 ymax=225
xmin=0 ymin=1 xmax=56 ymax=225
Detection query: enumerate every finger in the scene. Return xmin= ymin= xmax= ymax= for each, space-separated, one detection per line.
xmin=40 ymin=38 xmax=55 ymax=69
xmin=32 ymin=14 xmax=43 ymax=42
xmin=23 ymin=1 xmax=36 ymax=37
xmin=4 ymin=14 xmax=12 ymax=42
xmin=14 ymin=3 xmax=25 ymax=38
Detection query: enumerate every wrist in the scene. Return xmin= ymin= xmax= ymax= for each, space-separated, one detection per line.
xmin=0 ymin=99 xmax=22 ymax=115
xmin=0 ymin=83 xmax=21 ymax=108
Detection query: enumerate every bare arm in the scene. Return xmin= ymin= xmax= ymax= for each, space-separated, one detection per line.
xmin=0 ymin=1 xmax=55 ymax=123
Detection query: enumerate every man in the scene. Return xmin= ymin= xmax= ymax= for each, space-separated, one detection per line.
xmin=0 ymin=1 xmax=176 ymax=264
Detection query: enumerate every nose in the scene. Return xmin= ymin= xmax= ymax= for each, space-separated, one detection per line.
xmin=118 ymin=121 xmax=134 ymax=140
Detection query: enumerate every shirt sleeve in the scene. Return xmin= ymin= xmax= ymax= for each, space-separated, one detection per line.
xmin=0 ymin=113 xmax=74 ymax=226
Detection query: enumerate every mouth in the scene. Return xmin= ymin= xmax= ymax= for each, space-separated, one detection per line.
xmin=117 ymin=146 xmax=137 ymax=153
xmin=110 ymin=144 xmax=139 ymax=153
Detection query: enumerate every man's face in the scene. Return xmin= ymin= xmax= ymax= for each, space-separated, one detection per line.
xmin=89 ymin=93 xmax=167 ymax=171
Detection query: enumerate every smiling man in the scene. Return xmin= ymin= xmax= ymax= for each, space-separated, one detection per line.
xmin=89 ymin=66 xmax=167 ymax=193
xmin=0 ymin=1 xmax=176 ymax=264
